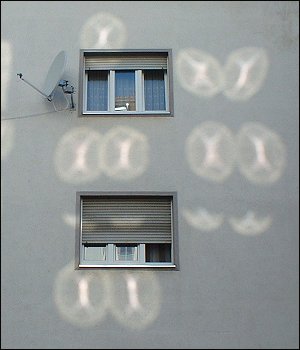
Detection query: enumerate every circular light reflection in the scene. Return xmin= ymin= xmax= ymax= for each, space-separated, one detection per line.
xmin=100 ymin=126 xmax=149 ymax=181
xmin=236 ymin=122 xmax=286 ymax=184
xmin=183 ymin=207 xmax=224 ymax=231
xmin=229 ymin=211 xmax=272 ymax=236
xmin=223 ymin=47 xmax=269 ymax=101
xmin=175 ymin=48 xmax=224 ymax=98
xmin=53 ymin=262 xmax=111 ymax=327
xmin=80 ymin=12 xmax=127 ymax=49
xmin=109 ymin=270 xmax=161 ymax=330
xmin=54 ymin=127 xmax=103 ymax=184
xmin=186 ymin=121 xmax=236 ymax=182
xmin=1 ymin=120 xmax=14 ymax=160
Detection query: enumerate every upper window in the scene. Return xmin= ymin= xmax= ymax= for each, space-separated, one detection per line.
xmin=76 ymin=192 xmax=178 ymax=268
xmin=79 ymin=50 xmax=173 ymax=117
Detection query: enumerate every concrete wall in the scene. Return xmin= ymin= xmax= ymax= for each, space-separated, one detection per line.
xmin=1 ymin=1 xmax=299 ymax=348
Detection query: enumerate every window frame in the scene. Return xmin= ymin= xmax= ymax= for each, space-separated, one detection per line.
xmin=78 ymin=49 xmax=174 ymax=118
xmin=75 ymin=191 xmax=179 ymax=269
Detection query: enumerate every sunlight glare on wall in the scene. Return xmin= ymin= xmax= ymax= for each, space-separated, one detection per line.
xmin=80 ymin=12 xmax=127 ymax=49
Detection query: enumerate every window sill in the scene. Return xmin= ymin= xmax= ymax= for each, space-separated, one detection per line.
xmin=80 ymin=111 xmax=173 ymax=118
xmin=78 ymin=263 xmax=177 ymax=269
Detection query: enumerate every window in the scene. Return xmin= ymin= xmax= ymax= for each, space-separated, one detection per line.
xmin=79 ymin=50 xmax=174 ymax=117
xmin=76 ymin=192 xmax=178 ymax=268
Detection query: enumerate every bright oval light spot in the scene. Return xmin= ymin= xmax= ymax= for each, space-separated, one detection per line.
xmin=54 ymin=127 xmax=103 ymax=184
xmin=109 ymin=271 xmax=161 ymax=330
xmin=229 ymin=211 xmax=272 ymax=236
xmin=80 ymin=12 xmax=127 ymax=49
xmin=62 ymin=213 xmax=77 ymax=228
xmin=223 ymin=47 xmax=269 ymax=101
xmin=100 ymin=126 xmax=149 ymax=181
xmin=186 ymin=121 xmax=236 ymax=182
xmin=1 ymin=120 xmax=14 ymax=160
xmin=236 ymin=122 xmax=286 ymax=185
xmin=175 ymin=48 xmax=224 ymax=98
xmin=183 ymin=207 xmax=224 ymax=231
xmin=53 ymin=261 xmax=111 ymax=327
xmin=1 ymin=40 xmax=12 ymax=112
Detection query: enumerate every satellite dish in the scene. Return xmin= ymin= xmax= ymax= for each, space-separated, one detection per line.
xmin=17 ymin=50 xmax=75 ymax=110
xmin=42 ymin=50 xmax=67 ymax=98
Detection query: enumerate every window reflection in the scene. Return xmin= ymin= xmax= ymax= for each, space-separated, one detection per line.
xmin=115 ymin=245 xmax=138 ymax=261
xmin=115 ymin=71 xmax=135 ymax=111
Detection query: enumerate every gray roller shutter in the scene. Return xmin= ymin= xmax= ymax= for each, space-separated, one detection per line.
xmin=85 ymin=54 xmax=167 ymax=70
xmin=81 ymin=196 xmax=172 ymax=244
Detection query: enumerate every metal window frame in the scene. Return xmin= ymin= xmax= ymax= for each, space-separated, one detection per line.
xmin=78 ymin=49 xmax=174 ymax=118
xmin=75 ymin=191 xmax=179 ymax=270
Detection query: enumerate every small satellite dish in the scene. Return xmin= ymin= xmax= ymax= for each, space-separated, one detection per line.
xmin=17 ymin=50 xmax=75 ymax=110
xmin=42 ymin=50 xmax=67 ymax=98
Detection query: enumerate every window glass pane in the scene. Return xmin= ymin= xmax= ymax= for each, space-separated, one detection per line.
xmin=115 ymin=244 xmax=138 ymax=261
xmin=115 ymin=71 xmax=136 ymax=111
xmin=144 ymin=70 xmax=166 ymax=111
xmin=84 ymin=245 xmax=106 ymax=261
xmin=87 ymin=71 xmax=108 ymax=111
xmin=145 ymin=244 xmax=171 ymax=262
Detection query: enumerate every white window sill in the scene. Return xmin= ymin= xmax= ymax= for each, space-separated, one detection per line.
xmin=81 ymin=111 xmax=173 ymax=117
xmin=78 ymin=263 xmax=177 ymax=268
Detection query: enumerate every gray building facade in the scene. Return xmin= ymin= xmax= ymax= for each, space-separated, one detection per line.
xmin=1 ymin=1 xmax=299 ymax=348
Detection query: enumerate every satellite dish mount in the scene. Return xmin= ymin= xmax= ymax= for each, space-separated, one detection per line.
xmin=17 ymin=51 xmax=75 ymax=110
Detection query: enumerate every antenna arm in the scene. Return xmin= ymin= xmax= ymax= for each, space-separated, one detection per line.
xmin=17 ymin=73 xmax=52 ymax=101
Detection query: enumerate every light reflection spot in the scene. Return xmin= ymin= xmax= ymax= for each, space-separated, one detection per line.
xmin=236 ymin=122 xmax=286 ymax=184
xmin=186 ymin=121 xmax=236 ymax=182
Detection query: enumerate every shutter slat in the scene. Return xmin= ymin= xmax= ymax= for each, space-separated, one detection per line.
xmin=81 ymin=196 xmax=172 ymax=244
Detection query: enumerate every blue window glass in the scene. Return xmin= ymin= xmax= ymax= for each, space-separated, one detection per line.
xmin=87 ymin=71 xmax=108 ymax=111
xmin=144 ymin=70 xmax=166 ymax=111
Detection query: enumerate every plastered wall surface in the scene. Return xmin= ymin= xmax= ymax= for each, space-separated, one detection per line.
xmin=1 ymin=1 xmax=299 ymax=349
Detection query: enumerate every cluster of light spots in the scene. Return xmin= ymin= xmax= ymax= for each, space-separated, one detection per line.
xmin=54 ymin=126 xmax=149 ymax=183
xmin=186 ymin=122 xmax=286 ymax=184
xmin=182 ymin=207 xmax=272 ymax=235
xmin=53 ymin=263 xmax=161 ymax=329
xmin=186 ymin=121 xmax=236 ymax=182
xmin=236 ymin=123 xmax=286 ymax=185
xmin=80 ymin=12 xmax=127 ymax=49
xmin=176 ymin=47 xmax=269 ymax=101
